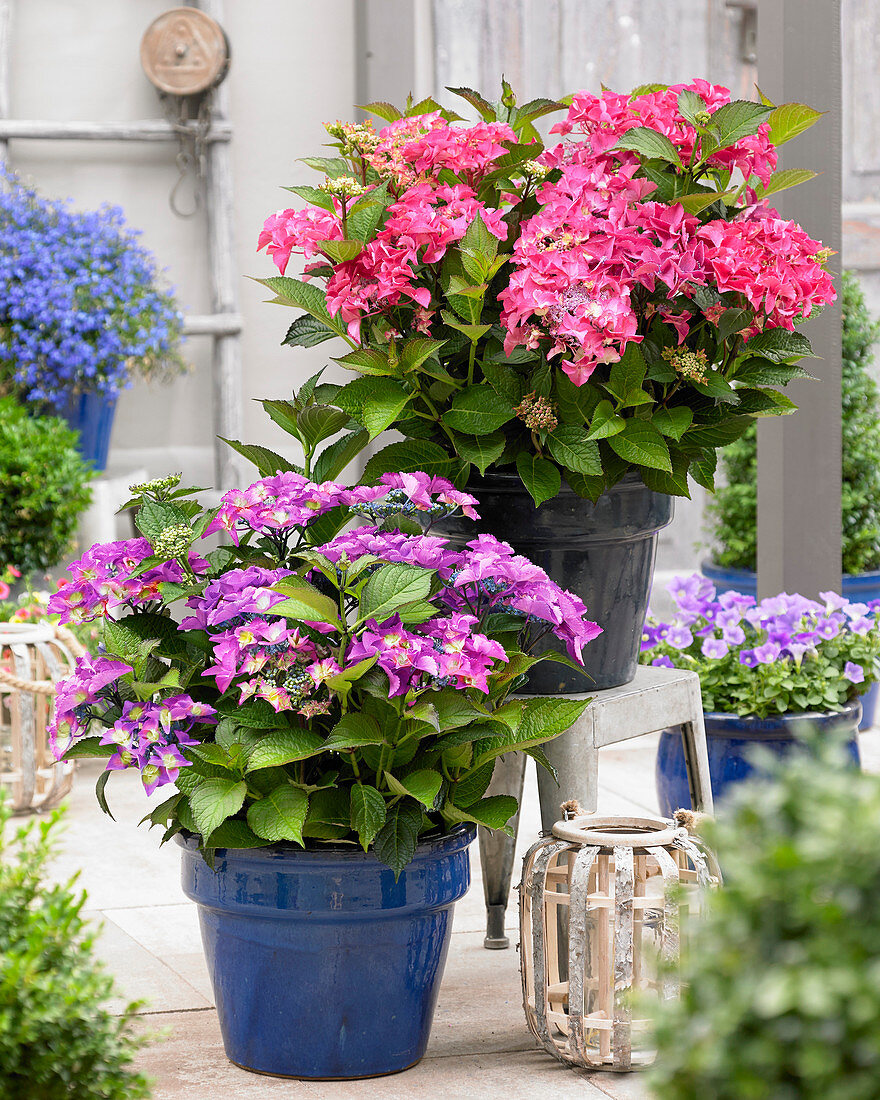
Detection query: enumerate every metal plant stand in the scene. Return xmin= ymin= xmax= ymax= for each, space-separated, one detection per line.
xmin=481 ymin=664 xmax=714 ymax=949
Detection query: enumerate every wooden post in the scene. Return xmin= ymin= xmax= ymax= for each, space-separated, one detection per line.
xmin=0 ymin=0 xmax=11 ymax=162
xmin=192 ymin=0 xmax=243 ymax=491
xmin=756 ymin=1 xmax=843 ymax=598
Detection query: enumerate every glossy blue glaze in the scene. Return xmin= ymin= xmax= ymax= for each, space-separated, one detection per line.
xmin=178 ymin=824 xmax=476 ymax=1080
xmin=58 ymin=391 xmax=117 ymax=470
xmin=656 ymin=703 xmax=862 ymax=816
xmin=701 ymin=560 xmax=880 ymax=730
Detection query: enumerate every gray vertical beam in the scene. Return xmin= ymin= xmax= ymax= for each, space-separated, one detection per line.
xmin=192 ymin=0 xmax=243 ymax=491
xmin=355 ymin=0 xmax=418 ymax=110
xmin=0 ymin=0 xmax=11 ymax=162
xmin=756 ymin=1 xmax=842 ymax=599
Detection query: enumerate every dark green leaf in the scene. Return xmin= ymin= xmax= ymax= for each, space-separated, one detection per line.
xmin=652 ymin=406 xmax=694 ymax=441
xmin=443 ymin=385 xmax=514 ymax=434
xmin=452 ymin=429 xmax=506 ymax=475
xmin=362 ymin=440 xmax=455 ymax=483
xmin=188 ymin=779 xmax=247 ymax=839
xmin=585 ymin=399 xmax=626 ymax=440
xmin=322 ymin=713 xmax=385 ymax=751
xmin=767 ymin=102 xmax=824 ymax=147
xmin=614 ymin=127 xmax=683 ymax=166
xmin=547 ymin=426 xmax=602 ymax=475
xmin=359 ymin=562 xmax=434 ymax=624
xmin=350 ymin=784 xmax=387 ymax=850
xmin=607 ymin=419 xmax=672 ymax=472
xmin=247 ymin=786 xmax=308 ymax=844
xmin=220 ymin=438 xmax=299 ymax=478
xmin=516 ymin=453 xmax=562 ymax=506
xmin=282 ymin=313 xmax=337 ymax=348
xmin=245 ymin=728 xmax=326 ymax=771
xmin=313 ymin=428 xmax=370 ymax=482
xmin=374 ymin=799 xmax=424 ymax=877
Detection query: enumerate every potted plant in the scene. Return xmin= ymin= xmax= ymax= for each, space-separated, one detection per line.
xmin=0 ymin=169 xmax=186 ymax=470
xmin=641 ymin=573 xmax=879 ymax=814
xmin=0 ymin=396 xmax=92 ymax=581
xmin=704 ymin=270 xmax=880 ymax=727
xmin=257 ymin=80 xmax=834 ymax=690
xmin=651 ymin=734 xmax=880 ymax=1100
xmin=47 ymin=467 xmax=600 ymax=1079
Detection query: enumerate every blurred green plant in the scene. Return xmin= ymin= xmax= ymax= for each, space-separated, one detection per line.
xmin=706 ymin=271 xmax=880 ymax=575
xmin=651 ymin=732 xmax=880 ymax=1099
xmin=0 ymin=799 xmax=151 ymax=1099
xmin=0 ymin=395 xmax=92 ymax=576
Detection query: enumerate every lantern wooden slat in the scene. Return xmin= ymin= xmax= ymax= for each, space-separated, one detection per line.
xmin=0 ymin=623 xmax=82 ymax=813
xmin=520 ymin=815 xmax=719 ymax=1072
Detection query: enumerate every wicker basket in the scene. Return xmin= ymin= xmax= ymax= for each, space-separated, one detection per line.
xmin=0 ymin=622 xmax=83 ymax=813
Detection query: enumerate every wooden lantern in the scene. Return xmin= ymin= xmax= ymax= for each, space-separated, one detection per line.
xmin=0 ymin=623 xmax=83 ymax=813
xmin=519 ymin=814 xmax=719 ymax=1072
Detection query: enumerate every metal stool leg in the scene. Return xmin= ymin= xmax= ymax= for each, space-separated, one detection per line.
xmin=536 ymin=722 xmax=598 ymax=831
xmin=479 ymin=751 xmax=526 ymax=949
xmin=681 ymin=680 xmax=714 ymax=813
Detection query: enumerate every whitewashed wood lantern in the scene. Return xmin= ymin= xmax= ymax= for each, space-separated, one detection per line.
xmin=520 ymin=814 xmax=719 ymax=1071
xmin=0 ymin=623 xmax=82 ymax=813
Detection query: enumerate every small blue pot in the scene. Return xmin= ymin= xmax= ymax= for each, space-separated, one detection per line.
xmin=178 ymin=824 xmax=476 ymax=1080
xmin=701 ymin=560 xmax=880 ymax=730
xmin=656 ymin=701 xmax=862 ymax=816
xmin=58 ymin=390 xmax=117 ymax=471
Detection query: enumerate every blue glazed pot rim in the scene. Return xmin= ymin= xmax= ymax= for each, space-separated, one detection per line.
xmin=701 ymin=558 xmax=880 ymax=587
xmin=175 ymin=821 xmax=476 ymax=865
xmin=702 ymin=698 xmax=861 ymax=733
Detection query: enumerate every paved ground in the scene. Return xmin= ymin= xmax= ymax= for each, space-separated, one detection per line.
xmin=45 ymin=728 xmax=880 ymax=1099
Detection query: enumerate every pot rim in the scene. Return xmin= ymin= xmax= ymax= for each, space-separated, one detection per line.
xmin=175 ymin=821 xmax=476 ymax=865
xmin=701 ymin=558 xmax=880 ymax=585
xmin=701 ymin=698 xmax=862 ymax=729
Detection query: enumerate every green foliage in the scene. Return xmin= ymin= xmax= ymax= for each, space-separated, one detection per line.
xmin=707 ymin=272 xmax=880 ymax=573
xmin=651 ymin=735 xmax=880 ymax=1100
xmin=0 ymin=396 xmax=92 ymax=574
xmin=0 ymin=800 xmax=151 ymax=1099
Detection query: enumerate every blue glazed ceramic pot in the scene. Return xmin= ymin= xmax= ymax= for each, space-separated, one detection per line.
xmin=178 ymin=823 xmax=476 ymax=1080
xmin=701 ymin=560 xmax=880 ymax=730
xmin=58 ymin=391 xmax=117 ymax=471
xmin=655 ymin=701 xmax=862 ymax=817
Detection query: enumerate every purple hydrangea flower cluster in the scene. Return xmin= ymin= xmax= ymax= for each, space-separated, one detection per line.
xmin=47 ymin=539 xmax=209 ymax=625
xmin=641 ymin=573 xmax=880 ymax=718
xmin=0 ymin=170 xmax=183 ymax=409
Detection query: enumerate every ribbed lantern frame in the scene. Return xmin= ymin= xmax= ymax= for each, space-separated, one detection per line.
xmin=0 ymin=622 xmax=84 ymax=813
xmin=519 ymin=814 xmax=719 ymax=1072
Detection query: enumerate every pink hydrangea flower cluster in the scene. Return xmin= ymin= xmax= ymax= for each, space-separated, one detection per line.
xmin=49 ymin=653 xmax=133 ymax=758
xmin=47 ymin=539 xmax=208 ymax=625
xmin=346 ymin=611 xmax=507 ymax=696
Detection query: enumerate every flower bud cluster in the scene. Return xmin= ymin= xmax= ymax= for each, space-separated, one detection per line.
xmin=515 ymin=391 xmax=559 ymax=432
xmin=662 ymin=345 xmax=709 ymax=384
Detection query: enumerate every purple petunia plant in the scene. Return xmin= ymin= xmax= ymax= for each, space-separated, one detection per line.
xmin=47 ymin=468 xmax=601 ymax=875
xmin=0 ymin=169 xmax=185 ymax=410
xmin=640 ymin=573 xmax=880 ymax=719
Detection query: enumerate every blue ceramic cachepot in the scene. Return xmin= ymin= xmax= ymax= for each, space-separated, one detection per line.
xmin=656 ymin=700 xmax=862 ymax=816
xmin=58 ymin=390 xmax=117 ymax=471
xmin=701 ymin=560 xmax=880 ymax=730
xmin=178 ymin=823 xmax=476 ymax=1080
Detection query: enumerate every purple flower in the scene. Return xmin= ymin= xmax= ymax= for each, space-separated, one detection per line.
xmin=651 ymin=655 xmax=675 ymax=669
xmin=701 ymin=637 xmax=729 ymax=659
xmin=815 ymin=617 xmax=841 ymax=641
xmin=820 ymin=590 xmax=849 ymax=613
xmin=739 ymin=650 xmax=759 ymax=668
xmin=845 ymin=661 xmax=865 ymax=684
xmin=753 ymin=641 xmax=782 ymax=664
xmin=849 ymin=616 xmax=873 ymax=636
xmin=666 ymin=625 xmax=694 ymax=650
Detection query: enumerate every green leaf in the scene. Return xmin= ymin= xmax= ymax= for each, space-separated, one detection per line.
xmin=443 ymin=385 xmax=513 ymax=433
xmin=322 ymin=713 xmax=385 ymax=751
xmin=188 ymin=779 xmax=247 ymax=839
xmin=257 ymin=275 xmax=350 ymax=343
xmin=135 ymin=501 xmax=190 ymax=541
xmin=605 ymin=345 xmax=651 ymax=408
xmin=444 ymin=794 xmax=518 ymax=833
xmin=607 ymin=419 xmax=672 ymax=472
xmin=346 ymin=183 xmax=390 ymax=243
xmin=284 ymin=183 xmax=336 ymax=211
xmin=690 ymin=450 xmax=717 ymax=491
xmin=314 ymin=428 xmax=370 ymax=482
xmin=743 ymin=328 xmax=816 ymax=363
xmin=220 ymin=438 xmax=299 ymax=478
xmin=335 ymin=376 xmax=413 ymax=439
xmin=325 ymin=656 xmax=379 ymax=695
xmin=566 ymin=471 xmax=605 ymax=503
xmin=676 ymin=190 xmax=736 ymax=214
xmin=641 ymin=450 xmax=691 ymax=497
xmin=767 ymin=102 xmax=824 ymax=147
xmin=682 ymin=416 xmax=754 ymax=450
xmin=446 ymin=85 xmax=496 ymax=122
xmin=247 ymin=786 xmax=308 ymax=844
xmin=334 ymin=347 xmax=395 ymax=376
xmin=703 ymin=100 xmax=773 ymax=153
xmin=516 ymin=453 xmax=561 ymax=507
xmin=246 ymin=729 xmax=326 ymax=771
xmin=359 ymin=100 xmax=403 ymax=121
xmin=295 ymin=405 xmax=350 ymax=449
xmin=350 ymin=784 xmax=387 ymax=850
xmin=677 ymin=88 xmax=707 ymax=127
xmin=359 ymin=562 xmax=434 ymax=624
xmin=61 ymin=736 xmax=114 ymax=760
xmin=716 ymin=308 xmax=753 ymax=343
xmin=302 ymin=787 xmax=351 ymax=838
xmin=452 ymin=429 xmax=505 ymax=475
xmin=271 ymin=576 xmax=342 ymax=627
xmin=613 ymin=127 xmax=682 ymax=167
xmin=434 ymin=693 xmax=492 ymax=730
xmin=374 ymin=799 xmax=424 ymax=877
xmin=547 ymin=427 xmax=602 ymax=475
xmin=482 ymin=358 xmax=527 ymax=404
xmin=732 ymin=360 xmax=813 ymax=387
xmin=652 ymin=406 xmax=693 ymax=441
xmin=319 ymin=239 xmax=364 ymax=264
xmin=756 ymin=168 xmax=817 ymax=199
xmin=214 ymin=697 xmax=289 ymax=730
xmin=282 ymin=313 xmax=337 ymax=348
xmin=440 ymin=310 xmax=492 ymax=342
xmin=385 ymin=768 xmax=443 ymax=808
xmin=460 ymin=211 xmax=499 ymax=262
xmin=585 ymin=399 xmax=626 ymax=440
xmin=260 ymin=398 xmax=300 ymax=437
xmin=204 ymin=819 xmax=268 ymax=850
xmin=95 ymin=770 xmax=114 ymax=819
xmin=692 ymin=370 xmax=739 ymax=403
xmin=398 ymin=338 xmax=447 ymax=375
xmin=362 ymin=440 xmax=455 ymax=482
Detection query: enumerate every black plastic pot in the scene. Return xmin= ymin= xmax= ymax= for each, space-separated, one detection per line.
xmin=435 ymin=472 xmax=674 ymax=692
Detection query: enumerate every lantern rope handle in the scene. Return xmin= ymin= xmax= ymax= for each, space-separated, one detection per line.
xmin=0 ymin=625 xmax=87 ymax=694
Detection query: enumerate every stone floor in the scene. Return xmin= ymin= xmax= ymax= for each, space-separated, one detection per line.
xmin=45 ymin=729 xmax=880 ymax=1099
